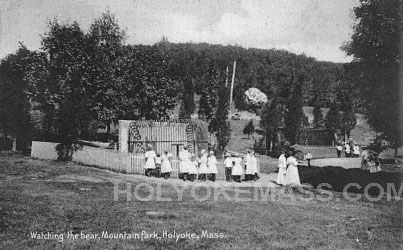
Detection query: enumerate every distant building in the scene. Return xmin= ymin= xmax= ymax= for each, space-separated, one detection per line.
xmin=298 ymin=106 xmax=332 ymax=145
xmin=302 ymin=106 xmax=330 ymax=126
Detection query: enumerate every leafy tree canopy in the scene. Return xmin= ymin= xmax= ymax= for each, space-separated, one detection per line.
xmin=343 ymin=0 xmax=402 ymax=149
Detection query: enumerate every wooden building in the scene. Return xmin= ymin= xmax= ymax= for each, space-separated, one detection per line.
xmin=119 ymin=119 xmax=210 ymax=157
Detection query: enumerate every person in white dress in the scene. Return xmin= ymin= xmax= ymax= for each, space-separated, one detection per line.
xmin=276 ymin=151 xmax=287 ymax=185
xmin=285 ymin=151 xmax=301 ymax=186
xmin=251 ymin=151 xmax=259 ymax=181
xmin=155 ymin=153 xmax=162 ymax=177
xmin=144 ymin=145 xmax=157 ymax=177
xmin=207 ymin=151 xmax=218 ymax=182
xmin=244 ymin=150 xmax=254 ymax=181
xmin=198 ymin=149 xmax=208 ymax=181
xmin=345 ymin=144 xmax=351 ymax=157
xmin=187 ymin=154 xmax=199 ymax=181
xmin=231 ymin=156 xmax=244 ymax=182
xmin=160 ymin=150 xmax=173 ymax=179
xmin=179 ymin=146 xmax=191 ymax=181
xmin=336 ymin=145 xmax=342 ymax=158
xmin=361 ymin=148 xmax=369 ymax=170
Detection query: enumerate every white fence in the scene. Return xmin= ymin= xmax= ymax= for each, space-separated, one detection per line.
xmin=74 ymin=146 xmax=130 ymax=173
xmin=31 ymin=141 xmax=59 ymax=160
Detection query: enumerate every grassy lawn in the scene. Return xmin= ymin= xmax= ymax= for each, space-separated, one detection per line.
xmin=1 ymin=153 xmax=402 ymax=249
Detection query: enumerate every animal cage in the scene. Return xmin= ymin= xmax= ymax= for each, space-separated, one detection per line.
xmin=119 ymin=119 xmax=210 ymax=157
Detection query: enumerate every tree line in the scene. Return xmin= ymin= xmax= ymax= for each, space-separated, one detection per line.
xmin=1 ymin=0 xmax=400 ymax=156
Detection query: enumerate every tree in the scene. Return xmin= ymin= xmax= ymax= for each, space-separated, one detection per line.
xmin=31 ymin=20 xmax=94 ymax=159
xmin=243 ymin=120 xmax=255 ymax=138
xmin=341 ymin=107 xmax=356 ymax=139
xmin=157 ymin=39 xmax=197 ymax=119
xmin=344 ymin=0 xmax=402 ymax=157
xmin=209 ymin=84 xmax=231 ymax=153
xmin=86 ymin=11 xmax=127 ymax=130
xmin=334 ymin=74 xmax=357 ymax=140
xmin=325 ymin=103 xmax=342 ymax=143
xmin=179 ymin=79 xmax=195 ymax=119
xmin=40 ymin=22 xmax=89 ymax=98
xmin=284 ymin=78 xmax=304 ymax=145
xmin=198 ymin=64 xmax=220 ymax=122
xmin=260 ymin=96 xmax=283 ymax=151
xmin=313 ymin=101 xmax=324 ymax=127
xmin=117 ymin=45 xmax=180 ymax=120
xmin=0 ymin=48 xmax=34 ymax=151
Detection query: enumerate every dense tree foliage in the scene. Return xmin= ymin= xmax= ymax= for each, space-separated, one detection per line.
xmin=284 ymin=78 xmax=304 ymax=145
xmin=1 ymin=10 xmax=356 ymax=153
xmin=198 ymin=64 xmax=222 ymax=122
xmin=0 ymin=48 xmax=34 ymax=150
xmin=159 ymin=43 xmax=344 ymax=111
xmin=259 ymin=96 xmax=283 ymax=150
xmin=0 ymin=12 xmax=180 ymax=156
xmin=344 ymin=0 xmax=402 ymax=153
xmin=209 ymin=83 xmax=231 ymax=153
xmin=325 ymin=104 xmax=342 ymax=143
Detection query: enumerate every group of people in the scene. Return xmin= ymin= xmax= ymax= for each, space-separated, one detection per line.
xmin=144 ymin=145 xmax=174 ymax=179
xmin=276 ymin=151 xmax=301 ymax=186
xmin=143 ymin=145 xmax=220 ymax=182
xmin=179 ymin=147 xmax=219 ymax=182
xmin=360 ymin=148 xmax=382 ymax=173
xmin=336 ymin=142 xmax=360 ymax=158
xmin=223 ymin=150 xmax=260 ymax=183
xmin=143 ymin=145 xmax=262 ymax=182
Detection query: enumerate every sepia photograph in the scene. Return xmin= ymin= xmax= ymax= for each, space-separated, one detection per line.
xmin=0 ymin=0 xmax=402 ymax=249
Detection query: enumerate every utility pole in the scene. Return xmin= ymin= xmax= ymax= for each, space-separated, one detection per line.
xmin=229 ymin=61 xmax=236 ymax=116
xmin=225 ymin=66 xmax=229 ymax=87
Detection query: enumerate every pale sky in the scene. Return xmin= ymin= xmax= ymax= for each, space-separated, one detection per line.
xmin=0 ymin=0 xmax=359 ymax=62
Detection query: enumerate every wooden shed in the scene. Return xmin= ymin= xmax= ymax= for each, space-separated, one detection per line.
xmin=119 ymin=119 xmax=210 ymax=157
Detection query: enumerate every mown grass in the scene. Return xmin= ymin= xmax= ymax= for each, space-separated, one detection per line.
xmin=0 ymin=154 xmax=402 ymax=249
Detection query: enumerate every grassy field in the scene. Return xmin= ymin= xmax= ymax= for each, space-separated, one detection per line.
xmin=226 ymin=118 xmax=259 ymax=154
xmin=1 ymin=153 xmax=402 ymax=249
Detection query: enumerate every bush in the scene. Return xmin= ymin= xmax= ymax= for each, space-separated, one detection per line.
xmin=56 ymin=142 xmax=82 ymax=161
xmin=243 ymin=119 xmax=255 ymax=137
xmin=0 ymin=137 xmax=13 ymax=150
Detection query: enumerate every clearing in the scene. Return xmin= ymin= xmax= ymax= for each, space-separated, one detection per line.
xmin=0 ymin=153 xmax=402 ymax=249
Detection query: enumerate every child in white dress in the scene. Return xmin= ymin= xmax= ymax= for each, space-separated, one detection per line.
xmin=144 ymin=145 xmax=157 ymax=177
xmin=207 ymin=151 xmax=218 ymax=182
xmin=198 ymin=150 xmax=208 ymax=181
xmin=231 ymin=157 xmax=244 ymax=182
xmin=160 ymin=150 xmax=173 ymax=179
xmin=188 ymin=154 xmax=199 ymax=182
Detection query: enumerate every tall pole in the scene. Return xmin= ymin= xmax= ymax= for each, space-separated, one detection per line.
xmin=229 ymin=61 xmax=236 ymax=116
xmin=225 ymin=66 xmax=229 ymax=87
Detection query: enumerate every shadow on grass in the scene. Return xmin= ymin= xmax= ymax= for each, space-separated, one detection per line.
xmin=299 ymin=165 xmax=403 ymax=196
